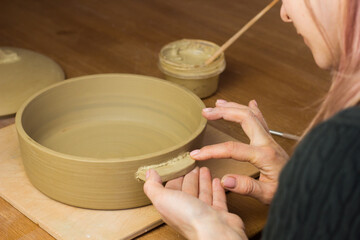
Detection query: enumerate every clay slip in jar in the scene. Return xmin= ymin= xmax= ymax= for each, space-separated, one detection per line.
xmin=158 ymin=39 xmax=226 ymax=98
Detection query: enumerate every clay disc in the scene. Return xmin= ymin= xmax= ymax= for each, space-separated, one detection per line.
xmin=0 ymin=47 xmax=65 ymax=116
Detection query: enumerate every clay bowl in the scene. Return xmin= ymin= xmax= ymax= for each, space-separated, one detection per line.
xmin=15 ymin=74 xmax=206 ymax=209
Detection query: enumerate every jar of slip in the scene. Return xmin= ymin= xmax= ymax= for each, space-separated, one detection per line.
xmin=158 ymin=39 xmax=226 ymax=98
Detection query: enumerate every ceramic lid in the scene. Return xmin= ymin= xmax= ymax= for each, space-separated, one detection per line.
xmin=0 ymin=47 xmax=65 ymax=116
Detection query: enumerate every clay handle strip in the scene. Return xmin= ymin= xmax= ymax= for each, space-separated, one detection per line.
xmin=136 ymin=152 xmax=196 ymax=182
xmin=204 ymin=0 xmax=280 ymax=66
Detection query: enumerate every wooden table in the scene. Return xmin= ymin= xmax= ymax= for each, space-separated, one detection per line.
xmin=0 ymin=0 xmax=330 ymax=239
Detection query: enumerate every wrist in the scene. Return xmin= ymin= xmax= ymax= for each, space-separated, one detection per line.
xmin=192 ymin=213 xmax=247 ymax=240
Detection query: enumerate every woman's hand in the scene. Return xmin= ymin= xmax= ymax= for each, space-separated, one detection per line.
xmin=190 ymin=100 xmax=289 ymax=204
xmin=144 ymin=167 xmax=247 ymax=240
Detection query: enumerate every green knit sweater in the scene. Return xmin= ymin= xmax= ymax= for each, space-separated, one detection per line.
xmin=263 ymin=106 xmax=360 ymax=240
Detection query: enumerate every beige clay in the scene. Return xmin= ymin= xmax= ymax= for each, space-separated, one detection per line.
xmin=158 ymin=39 xmax=226 ymax=98
xmin=0 ymin=47 xmax=64 ymax=116
xmin=136 ymin=152 xmax=195 ymax=182
xmin=15 ymin=74 xmax=206 ymax=209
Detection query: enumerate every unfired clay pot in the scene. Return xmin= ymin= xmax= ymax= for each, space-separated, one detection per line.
xmin=15 ymin=74 xmax=206 ymax=209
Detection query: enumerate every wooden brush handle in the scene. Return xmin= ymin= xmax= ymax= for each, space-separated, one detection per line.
xmin=205 ymin=0 xmax=280 ymax=65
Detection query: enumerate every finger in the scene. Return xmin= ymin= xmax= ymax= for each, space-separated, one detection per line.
xmin=221 ymin=174 xmax=264 ymax=202
xmin=165 ymin=176 xmax=184 ymax=190
xmin=143 ymin=169 xmax=164 ymax=202
xmin=202 ymin=106 xmax=271 ymax=146
xmin=212 ymin=178 xmax=228 ymax=211
xmin=215 ymin=99 xmax=269 ymax=133
xmin=191 ymin=141 xmax=256 ymax=163
xmin=198 ymin=167 xmax=212 ymax=206
xmin=248 ymin=100 xmax=269 ymax=132
xmin=215 ymin=99 xmax=247 ymax=109
xmin=182 ymin=167 xmax=199 ymax=197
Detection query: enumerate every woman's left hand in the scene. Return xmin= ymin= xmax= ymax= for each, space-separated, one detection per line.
xmin=143 ymin=167 xmax=247 ymax=240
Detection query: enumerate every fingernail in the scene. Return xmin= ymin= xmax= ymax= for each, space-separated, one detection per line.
xmin=216 ymin=99 xmax=227 ymax=104
xmin=203 ymin=108 xmax=213 ymax=112
xmin=190 ymin=149 xmax=200 ymax=157
xmin=253 ymin=100 xmax=258 ymax=107
xmin=192 ymin=166 xmax=199 ymax=173
xmin=222 ymin=177 xmax=236 ymax=188
xmin=146 ymin=170 xmax=150 ymax=180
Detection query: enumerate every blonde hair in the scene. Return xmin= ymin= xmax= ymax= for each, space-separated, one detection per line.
xmin=304 ymin=0 xmax=360 ymax=134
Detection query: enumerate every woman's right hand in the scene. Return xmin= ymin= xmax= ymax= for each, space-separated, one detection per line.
xmin=190 ymin=99 xmax=290 ymax=204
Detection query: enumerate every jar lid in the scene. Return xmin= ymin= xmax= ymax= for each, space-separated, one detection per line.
xmin=0 ymin=47 xmax=65 ymax=116
xmin=158 ymin=39 xmax=226 ymax=79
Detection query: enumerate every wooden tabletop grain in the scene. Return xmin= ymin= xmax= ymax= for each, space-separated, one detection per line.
xmin=0 ymin=0 xmax=330 ymax=239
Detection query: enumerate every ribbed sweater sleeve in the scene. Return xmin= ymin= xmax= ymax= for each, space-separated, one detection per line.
xmin=262 ymin=107 xmax=360 ymax=240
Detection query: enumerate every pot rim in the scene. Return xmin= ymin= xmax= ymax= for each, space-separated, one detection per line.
xmin=15 ymin=73 xmax=207 ymax=163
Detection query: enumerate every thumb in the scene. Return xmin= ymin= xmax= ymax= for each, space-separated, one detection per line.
xmin=143 ymin=169 xmax=164 ymax=201
xmin=221 ymin=174 xmax=267 ymax=203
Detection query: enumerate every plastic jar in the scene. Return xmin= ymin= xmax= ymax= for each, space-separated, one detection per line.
xmin=158 ymin=39 xmax=226 ymax=98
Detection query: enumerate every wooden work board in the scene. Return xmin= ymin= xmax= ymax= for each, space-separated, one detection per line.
xmin=0 ymin=124 xmax=259 ymax=240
